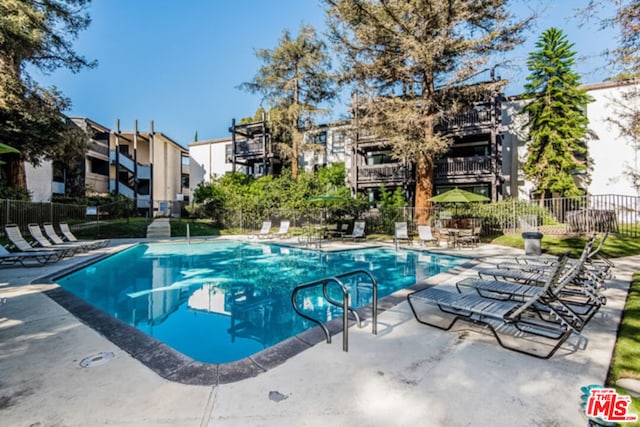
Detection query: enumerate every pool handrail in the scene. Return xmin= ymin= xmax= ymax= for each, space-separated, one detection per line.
xmin=291 ymin=269 xmax=378 ymax=352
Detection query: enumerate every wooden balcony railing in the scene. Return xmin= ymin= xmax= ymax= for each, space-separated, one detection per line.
xmin=434 ymin=156 xmax=493 ymax=177
xmin=357 ymin=164 xmax=409 ymax=183
xmin=436 ymin=109 xmax=492 ymax=132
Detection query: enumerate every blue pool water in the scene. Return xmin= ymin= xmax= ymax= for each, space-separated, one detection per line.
xmin=55 ymin=241 xmax=466 ymax=363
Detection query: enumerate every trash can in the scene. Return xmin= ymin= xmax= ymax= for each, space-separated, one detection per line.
xmin=522 ymin=231 xmax=543 ymax=256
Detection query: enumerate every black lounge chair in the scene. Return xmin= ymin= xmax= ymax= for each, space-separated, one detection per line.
xmin=408 ymin=255 xmax=575 ymax=359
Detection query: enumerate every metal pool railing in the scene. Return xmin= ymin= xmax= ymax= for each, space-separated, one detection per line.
xmin=291 ymin=269 xmax=378 ymax=352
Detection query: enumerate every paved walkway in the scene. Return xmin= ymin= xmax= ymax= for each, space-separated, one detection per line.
xmin=0 ymin=236 xmax=636 ymax=426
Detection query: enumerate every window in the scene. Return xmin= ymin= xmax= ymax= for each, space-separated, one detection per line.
xmin=332 ymin=131 xmax=346 ymax=153
xmin=366 ymin=151 xmax=394 ymax=165
xmin=310 ymin=131 xmax=327 ymax=145
xmin=225 ymin=144 xmax=232 ymax=163
xmin=181 ymin=175 xmax=190 ymax=189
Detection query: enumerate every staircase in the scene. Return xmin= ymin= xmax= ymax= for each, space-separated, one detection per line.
xmin=146 ymin=218 xmax=171 ymax=239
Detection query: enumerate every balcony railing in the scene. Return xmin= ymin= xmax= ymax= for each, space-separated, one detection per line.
xmin=233 ymin=138 xmax=268 ymax=157
xmin=357 ymin=164 xmax=409 ymax=183
xmin=436 ymin=109 xmax=492 ymax=132
xmin=434 ymin=156 xmax=493 ymax=177
xmin=88 ymin=140 xmax=109 ymax=157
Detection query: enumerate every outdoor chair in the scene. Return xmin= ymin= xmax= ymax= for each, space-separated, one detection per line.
xmin=417 ymin=225 xmax=439 ymax=247
xmin=27 ymin=223 xmax=84 ymax=256
xmin=342 ymin=220 xmax=366 ymax=241
xmin=5 ymin=224 xmax=75 ymax=258
xmin=58 ymin=222 xmax=110 ymax=249
xmin=274 ymin=220 xmax=290 ymax=238
xmin=408 ymin=255 xmax=574 ymax=359
xmin=394 ymin=222 xmax=411 ymax=246
xmin=0 ymin=244 xmax=61 ymax=267
xmin=480 ymin=235 xmax=609 ymax=287
xmin=456 ymin=244 xmax=605 ymax=332
xmin=43 ymin=223 xmax=93 ymax=251
xmin=253 ymin=221 xmax=272 ymax=239
xmin=456 ymin=226 xmax=481 ymax=247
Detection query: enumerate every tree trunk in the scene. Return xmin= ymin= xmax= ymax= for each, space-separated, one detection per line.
xmin=291 ymin=129 xmax=299 ymax=178
xmin=2 ymin=154 xmax=27 ymax=189
xmin=414 ymin=153 xmax=434 ymax=224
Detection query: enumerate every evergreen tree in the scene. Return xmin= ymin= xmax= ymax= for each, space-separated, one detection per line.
xmin=522 ymin=28 xmax=593 ymax=202
xmin=241 ymin=25 xmax=337 ymax=178
xmin=0 ymin=0 xmax=95 ymax=192
xmin=323 ymin=0 xmax=531 ymax=222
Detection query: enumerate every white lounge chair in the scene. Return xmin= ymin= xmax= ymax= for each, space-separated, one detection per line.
xmin=27 ymin=223 xmax=84 ymax=256
xmin=394 ymin=222 xmax=411 ymax=245
xmin=254 ymin=221 xmax=272 ymax=239
xmin=43 ymin=223 xmax=93 ymax=251
xmin=4 ymin=224 xmax=74 ymax=258
xmin=274 ymin=220 xmax=290 ymax=238
xmin=417 ymin=225 xmax=439 ymax=246
xmin=58 ymin=222 xmax=110 ymax=249
xmin=343 ymin=221 xmax=365 ymax=241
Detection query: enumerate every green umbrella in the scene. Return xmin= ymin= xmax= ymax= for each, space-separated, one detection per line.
xmin=306 ymin=194 xmax=345 ymax=203
xmin=306 ymin=194 xmax=345 ymax=226
xmin=428 ymin=188 xmax=490 ymax=203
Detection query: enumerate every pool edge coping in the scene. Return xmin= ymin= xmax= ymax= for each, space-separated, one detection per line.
xmin=33 ymin=242 xmax=480 ymax=386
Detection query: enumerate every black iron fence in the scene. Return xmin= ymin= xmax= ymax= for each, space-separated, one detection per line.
xmin=1 ymin=194 xmax=638 ymax=238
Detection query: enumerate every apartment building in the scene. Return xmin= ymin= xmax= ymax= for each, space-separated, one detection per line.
xmin=109 ymin=120 xmax=190 ymax=214
xmin=186 ymin=80 xmax=638 ymax=203
xmin=24 ymin=118 xmax=189 ymax=216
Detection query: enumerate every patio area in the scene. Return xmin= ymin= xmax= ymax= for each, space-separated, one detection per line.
xmin=0 ymin=236 xmax=636 ymax=426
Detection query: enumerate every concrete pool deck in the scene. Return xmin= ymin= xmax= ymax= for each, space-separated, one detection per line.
xmin=0 ymin=236 xmax=637 ymax=426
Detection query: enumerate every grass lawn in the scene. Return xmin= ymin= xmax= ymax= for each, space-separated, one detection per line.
xmin=490 ymin=232 xmax=640 ymax=259
xmin=608 ymin=271 xmax=640 ymax=416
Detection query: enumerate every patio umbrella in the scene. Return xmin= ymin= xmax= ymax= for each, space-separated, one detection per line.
xmin=306 ymin=194 xmax=346 ymax=226
xmin=429 ymin=188 xmax=490 ymax=221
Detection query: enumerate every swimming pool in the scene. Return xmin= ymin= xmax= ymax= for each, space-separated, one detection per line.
xmin=55 ymin=240 xmax=466 ymax=364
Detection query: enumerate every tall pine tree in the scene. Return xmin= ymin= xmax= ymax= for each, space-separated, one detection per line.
xmin=323 ymin=0 xmax=531 ymax=222
xmin=241 ymin=25 xmax=336 ymax=178
xmin=522 ymin=28 xmax=592 ymax=202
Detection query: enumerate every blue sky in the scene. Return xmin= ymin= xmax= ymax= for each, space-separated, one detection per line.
xmin=29 ymin=0 xmax=619 ymax=147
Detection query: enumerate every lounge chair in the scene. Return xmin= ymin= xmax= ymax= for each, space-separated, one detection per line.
xmin=27 ymin=223 xmax=84 ymax=256
xmin=252 ymin=221 xmax=272 ymax=239
xmin=43 ymin=223 xmax=93 ymax=251
xmin=5 ymin=224 xmax=75 ymax=258
xmin=417 ymin=225 xmax=439 ymax=247
xmin=394 ymin=222 xmax=411 ymax=246
xmin=342 ymin=220 xmax=365 ymax=241
xmin=408 ymin=255 xmax=574 ymax=359
xmin=479 ymin=235 xmax=609 ymax=286
xmin=0 ymin=245 xmax=61 ymax=267
xmin=58 ymin=222 xmax=110 ymax=249
xmin=456 ymin=245 xmax=605 ymax=332
xmin=273 ymin=220 xmax=290 ymax=238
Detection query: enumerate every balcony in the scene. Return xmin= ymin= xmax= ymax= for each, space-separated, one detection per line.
xmin=434 ymin=156 xmax=492 ymax=177
xmin=234 ymin=138 xmax=267 ymax=157
xmin=436 ymin=109 xmax=492 ymax=132
xmin=357 ymin=163 xmax=410 ymax=185
xmin=87 ymin=140 xmax=109 ymax=158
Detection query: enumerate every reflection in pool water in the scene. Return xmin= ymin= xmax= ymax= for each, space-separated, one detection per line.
xmin=55 ymin=241 xmax=465 ymax=363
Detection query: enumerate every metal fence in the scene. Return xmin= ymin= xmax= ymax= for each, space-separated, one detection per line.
xmin=1 ymin=194 xmax=638 ymax=238
xmin=221 ymin=194 xmax=640 ymax=238
xmin=0 ymin=198 xmax=137 ymax=236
